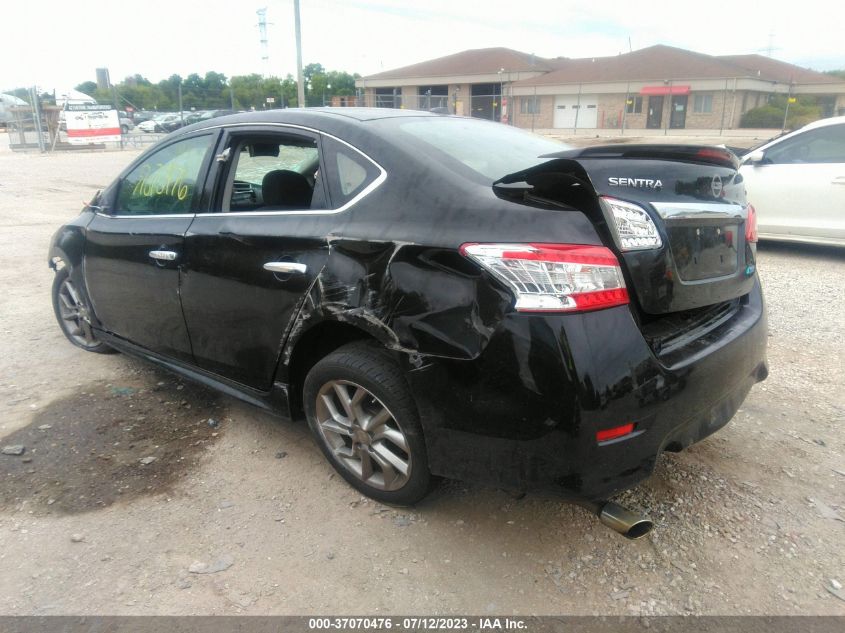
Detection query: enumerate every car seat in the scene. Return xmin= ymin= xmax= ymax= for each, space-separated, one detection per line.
xmin=260 ymin=169 xmax=314 ymax=209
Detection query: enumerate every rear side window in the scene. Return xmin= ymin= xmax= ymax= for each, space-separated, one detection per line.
xmin=321 ymin=136 xmax=381 ymax=207
xmin=336 ymin=152 xmax=368 ymax=195
xmin=395 ymin=117 xmax=568 ymax=182
xmin=116 ymin=134 xmax=214 ymax=215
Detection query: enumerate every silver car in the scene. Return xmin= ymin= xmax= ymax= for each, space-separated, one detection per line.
xmin=739 ymin=116 xmax=845 ymax=246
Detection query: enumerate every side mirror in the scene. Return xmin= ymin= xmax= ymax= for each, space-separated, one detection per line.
xmin=743 ymin=150 xmax=765 ymax=165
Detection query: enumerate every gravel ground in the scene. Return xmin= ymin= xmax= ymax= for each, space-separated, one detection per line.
xmin=0 ymin=134 xmax=843 ymax=616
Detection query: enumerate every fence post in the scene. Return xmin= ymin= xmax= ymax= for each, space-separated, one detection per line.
xmin=31 ymin=87 xmax=46 ymax=153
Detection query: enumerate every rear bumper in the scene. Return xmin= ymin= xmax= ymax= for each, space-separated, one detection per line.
xmin=406 ymin=278 xmax=768 ymax=500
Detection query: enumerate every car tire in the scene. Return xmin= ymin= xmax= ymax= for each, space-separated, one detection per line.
xmin=51 ymin=268 xmax=116 ymax=354
xmin=303 ymin=341 xmax=431 ymax=506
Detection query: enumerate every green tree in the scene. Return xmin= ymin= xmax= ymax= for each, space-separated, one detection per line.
xmin=155 ymin=75 xmax=183 ymax=111
xmin=203 ymin=71 xmax=231 ymax=109
xmin=123 ymin=74 xmax=152 ymax=87
xmin=327 ymin=71 xmax=358 ymax=96
xmin=281 ymin=75 xmax=298 ymax=107
xmin=69 ymin=63 xmax=362 ymax=112
xmin=302 ymin=63 xmax=325 ymax=83
xmin=230 ymin=74 xmax=263 ymax=110
xmin=75 ymin=81 xmax=97 ymax=96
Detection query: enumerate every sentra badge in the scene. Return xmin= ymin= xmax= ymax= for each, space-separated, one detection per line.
xmin=608 ymin=177 xmax=663 ymax=190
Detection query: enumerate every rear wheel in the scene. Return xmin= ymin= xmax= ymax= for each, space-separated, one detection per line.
xmin=52 ymin=268 xmax=115 ymax=354
xmin=303 ymin=342 xmax=431 ymax=505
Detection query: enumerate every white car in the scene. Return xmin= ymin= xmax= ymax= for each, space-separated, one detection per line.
xmin=739 ymin=116 xmax=845 ymax=246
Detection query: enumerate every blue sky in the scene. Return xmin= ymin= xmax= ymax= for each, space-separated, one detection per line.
xmin=2 ymin=0 xmax=843 ymax=92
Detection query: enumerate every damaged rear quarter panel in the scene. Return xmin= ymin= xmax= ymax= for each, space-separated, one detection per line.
xmin=279 ymin=156 xmax=605 ymax=378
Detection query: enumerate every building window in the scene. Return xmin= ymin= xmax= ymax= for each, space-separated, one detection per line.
xmin=374 ymin=87 xmax=402 ymax=109
xmin=520 ymin=96 xmax=540 ymax=114
xmin=625 ymin=96 xmax=643 ymax=114
xmin=417 ymin=85 xmax=448 ymax=110
xmin=693 ymin=94 xmax=713 ymax=114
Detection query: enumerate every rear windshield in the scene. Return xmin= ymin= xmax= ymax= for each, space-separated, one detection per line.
xmin=394 ymin=117 xmax=569 ymax=183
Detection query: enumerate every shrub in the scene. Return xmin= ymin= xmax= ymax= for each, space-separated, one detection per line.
xmin=740 ymin=95 xmax=822 ymax=129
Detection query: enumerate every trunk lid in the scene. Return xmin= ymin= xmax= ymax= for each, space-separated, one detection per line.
xmin=494 ymin=145 xmax=756 ymax=315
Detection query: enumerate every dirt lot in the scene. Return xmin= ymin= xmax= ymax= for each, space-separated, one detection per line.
xmin=0 ymin=135 xmax=844 ymax=616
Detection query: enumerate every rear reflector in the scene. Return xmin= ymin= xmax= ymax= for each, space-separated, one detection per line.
xmin=460 ymin=243 xmax=629 ymax=313
xmin=596 ymin=423 xmax=635 ymax=443
xmin=745 ymin=203 xmax=758 ymax=243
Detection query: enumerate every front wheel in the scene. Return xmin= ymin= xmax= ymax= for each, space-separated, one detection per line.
xmin=303 ymin=342 xmax=431 ymax=505
xmin=52 ymin=268 xmax=115 ymax=354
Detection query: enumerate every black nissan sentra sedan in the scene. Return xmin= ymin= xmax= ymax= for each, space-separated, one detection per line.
xmin=49 ymin=109 xmax=767 ymax=538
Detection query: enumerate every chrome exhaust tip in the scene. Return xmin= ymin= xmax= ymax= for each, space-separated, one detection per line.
xmin=598 ymin=501 xmax=654 ymax=540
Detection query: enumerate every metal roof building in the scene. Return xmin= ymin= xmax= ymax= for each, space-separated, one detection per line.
xmin=355 ymin=45 xmax=845 ymax=131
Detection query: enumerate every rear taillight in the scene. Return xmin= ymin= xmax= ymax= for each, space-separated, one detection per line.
xmin=745 ymin=203 xmax=758 ymax=243
xmin=459 ymin=243 xmax=628 ymax=313
xmin=695 ymin=147 xmax=736 ymax=165
xmin=599 ymin=196 xmax=663 ymax=251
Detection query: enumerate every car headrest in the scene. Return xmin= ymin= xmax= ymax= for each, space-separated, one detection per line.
xmin=261 ymin=170 xmax=313 ymax=209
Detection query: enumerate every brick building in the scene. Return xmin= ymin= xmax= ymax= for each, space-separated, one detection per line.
xmin=356 ymin=45 xmax=845 ymax=131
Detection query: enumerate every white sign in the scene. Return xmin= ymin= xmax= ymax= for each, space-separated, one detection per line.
xmin=65 ymin=109 xmax=121 ymax=144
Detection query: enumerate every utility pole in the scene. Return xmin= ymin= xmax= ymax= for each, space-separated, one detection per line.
xmin=664 ymin=79 xmax=672 ymax=136
xmin=498 ymin=68 xmax=504 ymax=122
xmin=573 ymin=83 xmax=582 ymax=133
xmin=781 ymin=82 xmax=794 ymax=134
xmin=294 ymin=0 xmax=305 ymax=108
xmin=111 ymin=83 xmax=124 ymax=149
xmin=621 ymin=81 xmax=630 ymax=136
xmin=256 ymin=7 xmax=270 ymax=78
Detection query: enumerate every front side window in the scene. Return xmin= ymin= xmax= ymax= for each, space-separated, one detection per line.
xmin=116 ymin=134 xmax=213 ymax=215
xmin=766 ymin=124 xmax=845 ymax=164
xmin=222 ymin=135 xmax=322 ymax=212
xmin=693 ymin=94 xmax=713 ymax=114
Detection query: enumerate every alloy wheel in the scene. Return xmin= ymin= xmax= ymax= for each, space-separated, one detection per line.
xmin=56 ymin=278 xmax=102 ymax=349
xmin=314 ymin=379 xmax=412 ymax=491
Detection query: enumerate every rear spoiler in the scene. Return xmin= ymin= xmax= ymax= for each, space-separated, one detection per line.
xmin=541 ymin=144 xmax=739 ymax=170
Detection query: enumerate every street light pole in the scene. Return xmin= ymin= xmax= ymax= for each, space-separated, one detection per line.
xmin=781 ymin=82 xmax=794 ymax=134
xmin=498 ymin=68 xmax=504 ymax=122
xmin=294 ymin=0 xmax=305 ymax=107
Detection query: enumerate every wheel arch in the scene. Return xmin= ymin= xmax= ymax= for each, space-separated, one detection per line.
xmin=48 ymin=223 xmax=88 ymax=271
xmin=283 ymin=319 xmax=386 ymax=420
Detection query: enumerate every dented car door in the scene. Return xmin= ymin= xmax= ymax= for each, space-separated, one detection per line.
xmin=179 ymin=127 xmax=332 ymax=390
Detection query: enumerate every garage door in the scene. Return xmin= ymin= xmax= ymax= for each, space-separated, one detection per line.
xmin=553 ymin=95 xmax=598 ymax=129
